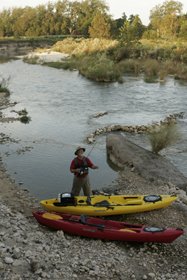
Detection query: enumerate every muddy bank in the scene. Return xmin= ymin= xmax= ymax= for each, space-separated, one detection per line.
xmin=0 ymin=38 xmax=60 ymax=57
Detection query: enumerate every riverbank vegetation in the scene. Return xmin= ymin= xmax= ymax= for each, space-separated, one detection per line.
xmin=38 ymin=37 xmax=187 ymax=83
xmin=1 ymin=0 xmax=187 ymax=82
xmin=0 ymin=76 xmax=10 ymax=94
xmin=11 ymin=108 xmax=31 ymax=124
xmin=148 ymin=122 xmax=181 ymax=154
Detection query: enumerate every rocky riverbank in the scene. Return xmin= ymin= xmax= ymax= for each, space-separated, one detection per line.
xmin=0 ymin=155 xmax=187 ymax=280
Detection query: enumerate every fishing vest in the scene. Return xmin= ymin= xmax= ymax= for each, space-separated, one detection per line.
xmin=74 ymin=157 xmax=89 ymax=176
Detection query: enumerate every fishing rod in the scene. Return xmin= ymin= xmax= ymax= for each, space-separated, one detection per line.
xmin=86 ymin=141 xmax=97 ymax=158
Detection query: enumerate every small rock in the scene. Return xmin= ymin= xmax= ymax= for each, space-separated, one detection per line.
xmin=148 ymin=272 xmax=156 ymax=278
xmin=4 ymin=256 xmax=14 ymax=264
xmin=0 ymin=262 xmax=4 ymax=269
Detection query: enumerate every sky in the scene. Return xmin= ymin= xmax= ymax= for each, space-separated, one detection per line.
xmin=0 ymin=0 xmax=187 ymax=25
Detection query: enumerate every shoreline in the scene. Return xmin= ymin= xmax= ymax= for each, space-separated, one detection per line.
xmin=0 ymin=155 xmax=187 ymax=280
xmin=24 ymin=49 xmax=69 ymax=63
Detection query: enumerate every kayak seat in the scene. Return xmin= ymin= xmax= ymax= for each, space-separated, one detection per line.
xmin=78 ymin=200 xmax=85 ymax=203
xmin=42 ymin=213 xmax=62 ymax=220
xmin=93 ymin=200 xmax=111 ymax=207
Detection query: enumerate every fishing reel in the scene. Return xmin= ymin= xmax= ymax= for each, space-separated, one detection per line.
xmin=79 ymin=167 xmax=88 ymax=175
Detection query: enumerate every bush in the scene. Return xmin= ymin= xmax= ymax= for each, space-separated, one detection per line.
xmin=79 ymin=54 xmax=121 ymax=82
xmin=20 ymin=115 xmax=31 ymax=124
xmin=113 ymin=46 xmax=131 ymax=61
xmin=143 ymin=59 xmax=160 ymax=82
xmin=148 ymin=123 xmax=180 ymax=154
xmin=15 ymin=108 xmax=31 ymax=124
xmin=43 ymin=59 xmax=77 ymax=70
xmin=117 ymin=59 xmax=141 ymax=75
xmin=0 ymin=76 xmax=10 ymax=94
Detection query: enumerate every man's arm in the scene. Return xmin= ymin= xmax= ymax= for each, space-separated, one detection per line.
xmin=86 ymin=158 xmax=99 ymax=169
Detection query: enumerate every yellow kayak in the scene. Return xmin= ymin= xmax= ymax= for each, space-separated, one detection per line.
xmin=40 ymin=194 xmax=177 ymax=216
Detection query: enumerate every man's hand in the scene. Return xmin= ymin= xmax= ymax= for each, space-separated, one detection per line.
xmin=92 ymin=165 xmax=99 ymax=169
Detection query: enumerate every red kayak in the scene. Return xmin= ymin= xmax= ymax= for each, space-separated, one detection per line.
xmin=32 ymin=211 xmax=184 ymax=243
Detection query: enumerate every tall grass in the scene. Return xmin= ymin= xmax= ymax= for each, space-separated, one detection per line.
xmin=52 ymin=38 xmax=118 ymax=55
xmin=142 ymin=59 xmax=160 ymax=82
xmin=0 ymin=76 xmax=10 ymax=94
xmin=148 ymin=123 xmax=180 ymax=154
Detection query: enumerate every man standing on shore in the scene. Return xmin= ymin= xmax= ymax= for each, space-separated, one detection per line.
xmin=70 ymin=146 xmax=98 ymax=196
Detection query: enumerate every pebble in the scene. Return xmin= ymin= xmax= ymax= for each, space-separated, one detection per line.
xmin=0 ymin=262 xmax=4 ymax=270
xmin=4 ymin=257 xmax=14 ymax=264
xmin=148 ymin=273 xmax=156 ymax=278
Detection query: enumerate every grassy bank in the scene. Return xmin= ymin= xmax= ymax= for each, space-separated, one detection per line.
xmin=25 ymin=37 xmax=187 ymax=83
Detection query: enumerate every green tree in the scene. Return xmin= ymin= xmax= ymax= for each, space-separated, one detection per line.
xmin=75 ymin=0 xmax=109 ymax=36
xmin=12 ymin=7 xmax=37 ymax=37
xmin=54 ymin=0 xmax=69 ymax=34
xmin=149 ymin=0 xmax=183 ymax=38
xmin=120 ymin=15 xmax=145 ymax=42
xmin=111 ymin=13 xmax=127 ymax=37
xmin=37 ymin=2 xmax=56 ymax=35
xmin=0 ymin=9 xmax=13 ymax=37
xmin=128 ymin=14 xmax=136 ymax=24
xmin=35 ymin=5 xmax=48 ymax=36
xmin=89 ymin=11 xmax=111 ymax=38
xmin=178 ymin=14 xmax=187 ymax=38
xmin=0 ymin=0 xmax=110 ymax=37
xmin=120 ymin=20 xmax=133 ymax=42
xmin=10 ymin=7 xmax=24 ymax=36
xmin=130 ymin=15 xmax=145 ymax=39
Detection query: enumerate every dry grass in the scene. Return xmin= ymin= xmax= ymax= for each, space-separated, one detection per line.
xmin=148 ymin=123 xmax=180 ymax=154
xmin=52 ymin=38 xmax=118 ymax=55
xmin=140 ymin=39 xmax=187 ymax=49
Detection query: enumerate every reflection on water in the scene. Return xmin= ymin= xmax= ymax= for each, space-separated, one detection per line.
xmin=0 ymin=59 xmax=187 ymax=198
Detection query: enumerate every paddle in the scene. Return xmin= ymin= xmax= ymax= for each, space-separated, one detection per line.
xmin=63 ymin=215 xmax=105 ymax=230
xmin=79 ymin=215 xmax=105 ymax=230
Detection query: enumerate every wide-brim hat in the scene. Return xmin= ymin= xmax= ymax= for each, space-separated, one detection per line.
xmin=75 ymin=146 xmax=86 ymax=155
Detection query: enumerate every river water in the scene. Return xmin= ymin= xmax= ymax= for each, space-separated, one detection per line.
xmin=0 ymin=59 xmax=187 ymax=199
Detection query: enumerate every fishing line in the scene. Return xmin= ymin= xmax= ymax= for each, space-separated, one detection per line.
xmin=86 ymin=141 xmax=97 ymax=158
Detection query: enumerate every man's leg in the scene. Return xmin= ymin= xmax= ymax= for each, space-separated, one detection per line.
xmin=71 ymin=176 xmax=82 ymax=196
xmin=82 ymin=176 xmax=91 ymax=196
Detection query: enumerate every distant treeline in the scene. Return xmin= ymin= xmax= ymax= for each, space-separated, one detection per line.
xmin=0 ymin=0 xmax=187 ymax=40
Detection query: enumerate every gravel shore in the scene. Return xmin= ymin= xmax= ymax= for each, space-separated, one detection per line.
xmin=0 ymin=159 xmax=187 ymax=280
